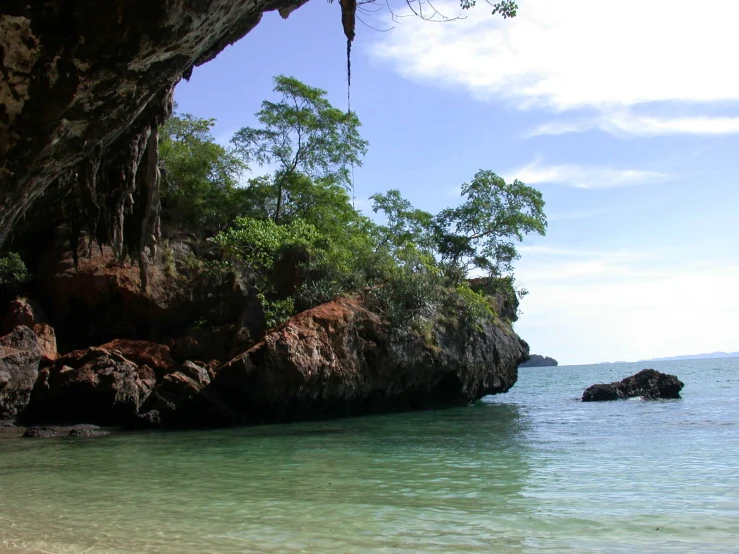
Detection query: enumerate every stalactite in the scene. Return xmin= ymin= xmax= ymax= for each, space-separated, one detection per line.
xmin=135 ymin=128 xmax=161 ymax=291
xmin=76 ymin=143 xmax=103 ymax=256
xmin=113 ymin=126 xmax=152 ymax=262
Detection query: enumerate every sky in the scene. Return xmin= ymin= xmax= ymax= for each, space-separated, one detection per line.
xmin=174 ymin=0 xmax=739 ymax=365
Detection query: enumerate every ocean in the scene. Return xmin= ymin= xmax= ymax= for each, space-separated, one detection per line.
xmin=1 ymin=358 xmax=737 ymax=553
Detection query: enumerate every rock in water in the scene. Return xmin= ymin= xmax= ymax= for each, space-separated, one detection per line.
xmin=582 ymin=369 xmax=684 ymax=401
xmin=0 ymin=326 xmax=42 ymax=420
xmin=519 ymin=354 xmax=558 ymax=367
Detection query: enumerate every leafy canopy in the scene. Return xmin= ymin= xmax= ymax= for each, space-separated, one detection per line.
xmin=159 ymin=111 xmax=247 ymax=235
xmin=372 ymin=170 xmax=547 ymax=284
xmin=231 ymin=75 xmax=368 ymax=222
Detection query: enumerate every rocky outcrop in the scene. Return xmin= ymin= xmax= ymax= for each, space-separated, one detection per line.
xmin=4 ymin=293 xmax=528 ymax=428
xmin=519 ymin=354 xmax=558 ymax=368
xmin=27 ymin=346 xmax=157 ymax=425
xmin=212 ymin=296 xmax=528 ymax=424
xmin=582 ymin=369 xmax=684 ymax=401
xmin=0 ymin=325 xmax=41 ymax=419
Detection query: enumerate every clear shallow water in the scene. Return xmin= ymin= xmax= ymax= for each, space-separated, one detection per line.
xmin=1 ymin=358 xmax=738 ymax=553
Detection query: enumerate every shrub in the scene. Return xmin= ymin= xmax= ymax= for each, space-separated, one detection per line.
xmin=453 ymin=282 xmax=495 ymax=330
xmin=364 ymin=263 xmax=445 ymax=328
xmin=258 ymin=294 xmax=295 ymax=330
xmin=0 ymin=252 xmax=30 ymax=289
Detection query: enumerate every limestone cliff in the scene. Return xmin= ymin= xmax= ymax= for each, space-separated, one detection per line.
xmin=0 ymin=0 xmax=312 ymax=253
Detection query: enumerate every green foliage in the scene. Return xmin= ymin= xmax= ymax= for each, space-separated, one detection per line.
xmin=371 ymin=172 xmax=546 ymax=285
xmin=364 ymin=253 xmax=445 ymax=328
xmin=159 ymin=111 xmax=248 ymax=235
xmin=369 ymin=189 xmax=435 ymax=254
xmin=211 ymin=217 xmax=319 ymax=288
xmin=460 ymin=0 xmax=518 ymax=18
xmin=0 ymin=252 xmax=30 ymax=289
xmin=231 ymin=75 xmax=368 ymax=222
xmin=454 ymin=282 xmax=495 ymax=329
xmin=258 ymin=294 xmax=295 ymax=329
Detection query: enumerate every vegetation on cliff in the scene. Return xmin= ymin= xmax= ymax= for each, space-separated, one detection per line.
xmin=155 ymin=75 xmax=547 ymax=333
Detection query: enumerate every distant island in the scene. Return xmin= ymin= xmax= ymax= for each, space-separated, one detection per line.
xmin=639 ymin=351 xmax=739 ymax=362
xmin=520 ymin=355 xmax=558 ymax=368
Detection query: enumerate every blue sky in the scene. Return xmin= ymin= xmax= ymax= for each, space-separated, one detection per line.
xmin=175 ymin=0 xmax=739 ymax=365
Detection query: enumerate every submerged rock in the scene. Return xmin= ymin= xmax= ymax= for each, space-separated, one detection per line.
xmin=22 ymin=424 xmax=107 ymax=439
xmin=582 ymin=369 xmax=684 ymax=401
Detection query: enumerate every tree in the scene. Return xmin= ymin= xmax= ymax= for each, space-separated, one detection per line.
xmin=159 ymin=112 xmax=247 ymax=235
xmin=231 ymin=75 xmax=369 ymax=223
xmin=369 ymin=189 xmax=435 ymax=254
xmin=434 ymin=170 xmax=546 ymax=282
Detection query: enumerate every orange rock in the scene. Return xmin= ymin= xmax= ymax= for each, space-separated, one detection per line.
xmin=98 ymin=339 xmax=179 ymax=378
xmin=32 ymin=323 xmax=58 ymax=364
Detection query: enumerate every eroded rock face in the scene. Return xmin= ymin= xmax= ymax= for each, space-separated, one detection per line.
xmin=39 ymin=242 xmax=259 ymax=356
xmin=212 ymin=296 xmax=528 ymax=424
xmin=0 ymin=326 xmax=41 ymax=419
xmin=582 ymin=369 xmax=684 ymax=401
xmin=0 ymin=0 xmax=310 ymax=248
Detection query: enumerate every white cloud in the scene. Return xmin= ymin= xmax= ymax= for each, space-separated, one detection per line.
xmin=370 ymin=0 xmax=739 ymax=135
xmin=504 ymin=161 xmax=669 ymax=189
xmin=531 ymin=113 xmax=739 ymax=137
xmin=514 ymin=248 xmax=739 ymax=364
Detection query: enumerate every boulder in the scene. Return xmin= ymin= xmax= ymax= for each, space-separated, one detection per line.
xmin=0 ymin=298 xmax=35 ymax=334
xmin=26 ymin=347 xmax=156 ymax=425
xmin=32 ymin=323 xmax=58 ymax=364
xmin=181 ymin=361 xmax=211 ymax=386
xmin=98 ymin=339 xmax=179 ymax=379
xmin=0 ymin=325 xmax=41 ymax=419
xmin=582 ymin=369 xmax=684 ymax=401
xmin=212 ymin=296 xmax=528 ymax=424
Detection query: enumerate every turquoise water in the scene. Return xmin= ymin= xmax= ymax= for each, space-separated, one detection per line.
xmin=1 ymin=358 xmax=738 ymax=553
